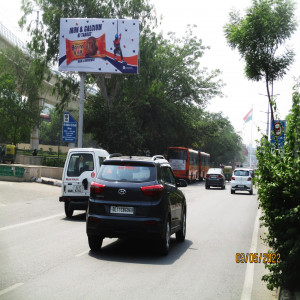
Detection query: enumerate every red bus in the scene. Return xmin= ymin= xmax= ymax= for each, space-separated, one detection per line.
xmin=167 ymin=147 xmax=210 ymax=183
xmin=199 ymin=151 xmax=210 ymax=180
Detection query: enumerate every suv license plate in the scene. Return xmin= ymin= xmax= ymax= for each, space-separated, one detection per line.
xmin=110 ymin=206 xmax=134 ymax=215
xmin=238 ymin=185 xmax=244 ymax=188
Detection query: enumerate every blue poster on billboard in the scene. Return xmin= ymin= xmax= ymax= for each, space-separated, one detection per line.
xmin=62 ymin=112 xmax=77 ymax=143
xmin=270 ymin=120 xmax=286 ymax=148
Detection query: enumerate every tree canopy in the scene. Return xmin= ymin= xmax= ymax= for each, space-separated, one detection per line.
xmin=0 ymin=47 xmax=45 ymax=145
xmin=19 ymin=0 xmax=243 ymax=165
xmin=224 ymin=0 xmax=297 ymax=136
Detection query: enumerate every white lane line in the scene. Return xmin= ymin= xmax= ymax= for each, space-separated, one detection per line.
xmin=75 ymin=250 xmax=89 ymax=257
xmin=0 ymin=213 xmax=65 ymax=232
xmin=0 ymin=283 xmax=24 ymax=296
xmin=240 ymin=209 xmax=261 ymax=300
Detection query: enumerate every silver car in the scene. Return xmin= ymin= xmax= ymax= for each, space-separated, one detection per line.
xmin=231 ymin=168 xmax=253 ymax=195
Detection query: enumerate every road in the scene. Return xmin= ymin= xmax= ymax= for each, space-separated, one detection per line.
xmin=0 ymin=181 xmax=278 ymax=300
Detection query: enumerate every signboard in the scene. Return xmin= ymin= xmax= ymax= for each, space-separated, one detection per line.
xmin=58 ymin=18 xmax=140 ymax=74
xmin=270 ymin=120 xmax=286 ymax=148
xmin=62 ymin=112 xmax=77 ymax=143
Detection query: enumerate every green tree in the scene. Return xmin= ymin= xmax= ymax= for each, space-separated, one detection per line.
xmin=39 ymin=108 xmax=63 ymax=146
xmin=224 ymin=0 xmax=297 ymax=138
xmin=0 ymin=47 xmax=45 ymax=145
xmin=84 ymin=27 xmax=224 ymax=154
xmin=256 ymin=84 xmax=300 ymax=290
xmin=195 ymin=112 xmax=244 ymax=166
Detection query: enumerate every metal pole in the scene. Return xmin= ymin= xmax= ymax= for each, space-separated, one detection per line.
xmin=78 ymin=72 xmax=86 ymax=148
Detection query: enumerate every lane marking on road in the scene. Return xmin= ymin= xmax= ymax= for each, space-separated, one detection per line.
xmin=0 ymin=283 xmax=24 ymax=296
xmin=240 ymin=209 xmax=261 ymax=300
xmin=0 ymin=213 xmax=65 ymax=232
xmin=75 ymin=250 xmax=90 ymax=257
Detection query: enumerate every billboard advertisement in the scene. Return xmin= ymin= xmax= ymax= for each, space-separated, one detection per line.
xmin=59 ymin=18 xmax=139 ymax=74
xmin=270 ymin=120 xmax=286 ymax=148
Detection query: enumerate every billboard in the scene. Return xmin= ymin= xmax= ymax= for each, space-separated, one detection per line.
xmin=270 ymin=120 xmax=286 ymax=148
xmin=59 ymin=18 xmax=139 ymax=74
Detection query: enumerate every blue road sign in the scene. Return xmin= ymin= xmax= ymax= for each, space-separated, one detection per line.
xmin=270 ymin=120 xmax=286 ymax=148
xmin=62 ymin=112 xmax=77 ymax=143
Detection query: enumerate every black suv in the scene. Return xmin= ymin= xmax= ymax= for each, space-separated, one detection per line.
xmin=86 ymin=155 xmax=187 ymax=255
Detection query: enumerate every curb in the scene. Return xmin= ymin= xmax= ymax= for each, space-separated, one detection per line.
xmin=35 ymin=177 xmax=62 ymax=187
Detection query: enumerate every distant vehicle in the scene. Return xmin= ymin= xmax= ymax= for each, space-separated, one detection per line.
xmin=231 ymin=168 xmax=253 ymax=195
xmin=167 ymin=147 xmax=210 ymax=183
xmin=86 ymin=154 xmax=187 ymax=255
xmin=205 ymin=168 xmax=225 ymax=189
xmin=59 ymin=148 xmax=109 ymax=218
xmin=223 ymin=166 xmax=233 ymax=181
xmin=0 ymin=144 xmax=16 ymax=164
xmin=234 ymin=162 xmax=243 ymax=169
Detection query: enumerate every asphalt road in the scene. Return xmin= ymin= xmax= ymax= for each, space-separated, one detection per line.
xmin=0 ymin=181 xmax=278 ymax=300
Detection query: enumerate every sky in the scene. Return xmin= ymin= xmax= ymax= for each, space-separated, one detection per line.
xmin=1 ymin=0 xmax=300 ymax=146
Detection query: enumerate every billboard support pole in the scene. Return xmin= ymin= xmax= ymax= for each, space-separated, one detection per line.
xmin=78 ymin=72 xmax=86 ymax=148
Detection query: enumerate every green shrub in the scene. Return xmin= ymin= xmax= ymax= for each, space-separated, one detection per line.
xmin=256 ymin=87 xmax=300 ymax=290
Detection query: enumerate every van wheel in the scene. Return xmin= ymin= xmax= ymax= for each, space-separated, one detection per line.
xmin=64 ymin=202 xmax=74 ymax=218
xmin=159 ymin=217 xmax=171 ymax=256
xmin=88 ymin=235 xmax=103 ymax=252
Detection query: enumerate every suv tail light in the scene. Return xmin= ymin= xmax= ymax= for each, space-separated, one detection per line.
xmin=247 ymin=177 xmax=252 ymax=181
xmin=90 ymin=182 xmax=105 ymax=197
xmin=231 ymin=176 xmax=235 ymax=180
xmin=217 ymin=175 xmax=223 ymax=178
xmin=206 ymin=174 xmax=210 ymax=178
xmin=141 ymin=184 xmax=164 ymax=197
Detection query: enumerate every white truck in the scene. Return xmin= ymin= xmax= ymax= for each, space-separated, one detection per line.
xmin=59 ymin=148 xmax=109 ymax=218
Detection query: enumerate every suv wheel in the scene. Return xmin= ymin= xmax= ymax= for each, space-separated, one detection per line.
xmin=231 ymin=189 xmax=235 ymax=194
xmin=88 ymin=235 xmax=103 ymax=252
xmin=64 ymin=202 xmax=74 ymax=218
xmin=176 ymin=209 xmax=186 ymax=242
xmin=249 ymin=189 xmax=253 ymax=195
xmin=206 ymin=185 xmax=210 ymax=189
xmin=159 ymin=217 xmax=171 ymax=256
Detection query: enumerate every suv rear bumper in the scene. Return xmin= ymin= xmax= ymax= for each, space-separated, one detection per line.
xmin=86 ymin=214 xmax=164 ymax=239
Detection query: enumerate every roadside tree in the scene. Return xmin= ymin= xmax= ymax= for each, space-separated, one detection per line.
xmin=0 ymin=47 xmax=45 ymax=145
xmin=256 ymin=84 xmax=300 ymax=290
xmin=224 ymin=0 xmax=297 ymax=139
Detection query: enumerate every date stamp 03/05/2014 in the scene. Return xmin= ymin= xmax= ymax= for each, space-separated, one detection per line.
xmin=236 ymin=253 xmax=280 ymax=264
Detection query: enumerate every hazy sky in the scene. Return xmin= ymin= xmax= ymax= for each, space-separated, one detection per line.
xmin=1 ymin=0 xmax=300 ymax=145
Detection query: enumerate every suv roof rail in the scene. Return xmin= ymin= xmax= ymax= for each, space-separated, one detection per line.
xmin=108 ymin=153 xmax=123 ymax=158
xmin=152 ymin=155 xmax=165 ymax=161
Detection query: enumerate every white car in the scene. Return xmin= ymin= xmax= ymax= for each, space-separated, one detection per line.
xmin=231 ymin=168 xmax=253 ymax=195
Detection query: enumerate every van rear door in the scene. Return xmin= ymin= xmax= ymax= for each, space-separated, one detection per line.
xmin=64 ymin=152 xmax=97 ymax=197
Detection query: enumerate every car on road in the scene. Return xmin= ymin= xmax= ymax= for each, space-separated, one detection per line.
xmin=86 ymin=154 xmax=187 ymax=255
xmin=205 ymin=168 xmax=225 ymax=189
xmin=231 ymin=168 xmax=253 ymax=195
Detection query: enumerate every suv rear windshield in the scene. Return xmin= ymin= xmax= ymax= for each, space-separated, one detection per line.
xmin=234 ymin=170 xmax=249 ymax=176
xmin=98 ymin=163 xmax=155 ymax=182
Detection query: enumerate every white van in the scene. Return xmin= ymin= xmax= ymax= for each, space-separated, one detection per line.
xmin=59 ymin=148 xmax=109 ymax=218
